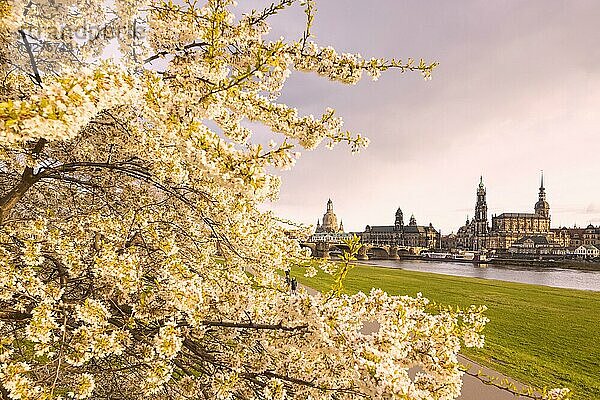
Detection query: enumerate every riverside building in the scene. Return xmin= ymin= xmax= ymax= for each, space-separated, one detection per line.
xmin=361 ymin=208 xmax=439 ymax=248
xmin=457 ymin=173 xmax=554 ymax=252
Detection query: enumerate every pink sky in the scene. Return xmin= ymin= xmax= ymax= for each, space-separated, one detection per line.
xmin=246 ymin=1 xmax=600 ymax=233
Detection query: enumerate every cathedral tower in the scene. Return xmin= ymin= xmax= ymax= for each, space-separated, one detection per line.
xmin=474 ymin=176 xmax=488 ymax=235
xmin=394 ymin=207 xmax=404 ymax=230
xmin=535 ymin=172 xmax=550 ymax=218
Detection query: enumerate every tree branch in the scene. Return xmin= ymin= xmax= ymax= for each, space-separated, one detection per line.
xmin=0 ymin=138 xmax=47 ymax=224
xmin=199 ymin=320 xmax=308 ymax=332
xmin=241 ymin=370 xmax=364 ymax=396
xmin=0 ymin=309 xmax=32 ymax=321
xmin=247 ymin=0 xmax=296 ymax=26
xmin=144 ymin=41 xmax=209 ymax=64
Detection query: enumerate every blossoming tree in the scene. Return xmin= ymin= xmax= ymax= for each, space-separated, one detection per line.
xmin=0 ymin=1 xmax=567 ymax=399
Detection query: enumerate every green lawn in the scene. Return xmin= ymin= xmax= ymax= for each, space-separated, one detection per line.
xmin=293 ymin=263 xmax=600 ymax=400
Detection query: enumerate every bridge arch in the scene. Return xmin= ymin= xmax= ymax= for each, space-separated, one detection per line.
xmin=299 ymin=242 xmax=316 ymax=257
xmin=327 ymin=244 xmax=350 ymax=257
xmin=368 ymin=246 xmax=390 ymax=259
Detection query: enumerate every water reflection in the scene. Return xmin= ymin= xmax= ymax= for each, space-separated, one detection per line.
xmin=358 ymin=259 xmax=600 ymax=291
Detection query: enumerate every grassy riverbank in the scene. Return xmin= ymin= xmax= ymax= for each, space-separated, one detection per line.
xmin=293 ymin=263 xmax=600 ymax=400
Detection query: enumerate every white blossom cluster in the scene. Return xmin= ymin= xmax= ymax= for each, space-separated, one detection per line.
xmin=0 ymin=1 xmax=571 ymax=399
xmin=546 ymin=388 xmax=571 ymax=400
xmin=0 ymin=65 xmax=139 ymax=146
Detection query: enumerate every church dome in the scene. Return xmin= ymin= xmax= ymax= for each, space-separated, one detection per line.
xmin=322 ymin=211 xmax=338 ymax=230
xmin=534 ymin=199 xmax=549 ymax=218
xmin=319 ymin=199 xmax=340 ymax=233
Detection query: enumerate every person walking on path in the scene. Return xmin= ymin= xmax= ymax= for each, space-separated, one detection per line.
xmin=290 ymin=277 xmax=298 ymax=294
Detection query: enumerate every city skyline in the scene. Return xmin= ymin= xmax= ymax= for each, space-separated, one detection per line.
xmin=250 ymin=1 xmax=600 ymax=233
xmin=309 ymin=172 xmax=598 ymax=236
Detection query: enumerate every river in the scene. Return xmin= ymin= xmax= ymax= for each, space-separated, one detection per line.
xmin=357 ymin=259 xmax=600 ymax=291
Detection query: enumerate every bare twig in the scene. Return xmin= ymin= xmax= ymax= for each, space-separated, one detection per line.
xmin=144 ymin=41 xmax=209 ymax=64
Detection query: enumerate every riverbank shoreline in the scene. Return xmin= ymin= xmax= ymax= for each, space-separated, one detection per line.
xmin=361 ymin=254 xmax=600 ymax=272
xmin=490 ymin=257 xmax=600 ymax=271
xmin=351 ymin=257 xmax=600 ymax=292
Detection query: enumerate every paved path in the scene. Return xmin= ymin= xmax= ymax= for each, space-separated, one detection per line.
xmin=297 ymin=285 xmax=528 ymax=399
xmin=458 ymin=355 xmax=528 ymax=400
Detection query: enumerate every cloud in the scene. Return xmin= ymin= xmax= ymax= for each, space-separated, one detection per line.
xmin=243 ymin=1 xmax=600 ymax=232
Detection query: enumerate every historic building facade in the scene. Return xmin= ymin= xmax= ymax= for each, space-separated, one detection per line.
xmin=549 ymin=225 xmax=600 ymax=251
xmin=507 ymin=235 xmax=566 ymax=258
xmin=550 ymin=227 xmax=572 ymax=248
xmin=582 ymin=224 xmax=600 ymax=246
xmin=574 ymin=244 xmax=600 ymax=258
xmin=361 ymin=208 xmax=439 ymax=248
xmin=457 ymin=173 xmax=553 ymax=251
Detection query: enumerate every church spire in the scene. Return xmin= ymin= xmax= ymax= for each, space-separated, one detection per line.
xmin=409 ymin=214 xmax=417 ymax=226
xmin=395 ymin=207 xmax=404 ymax=229
xmin=538 ymin=171 xmax=546 ymax=201
xmin=535 ymin=171 xmax=549 ymax=218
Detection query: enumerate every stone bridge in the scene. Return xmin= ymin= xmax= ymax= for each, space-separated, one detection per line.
xmin=300 ymin=242 xmax=426 ymax=260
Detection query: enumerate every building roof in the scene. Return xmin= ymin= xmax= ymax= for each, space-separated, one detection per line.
xmin=403 ymin=226 xmax=427 ymax=234
xmin=513 ymin=235 xmax=551 ymax=246
xmin=535 ymin=199 xmax=549 ymax=209
xmin=364 ymin=225 xmax=436 ymax=234
xmin=495 ymin=212 xmax=545 ymax=219
xmin=366 ymin=225 xmax=395 ymax=233
xmin=575 ymin=244 xmax=599 ymax=251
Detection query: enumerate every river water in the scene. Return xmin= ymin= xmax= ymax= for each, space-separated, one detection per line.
xmin=358 ymin=259 xmax=600 ymax=292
